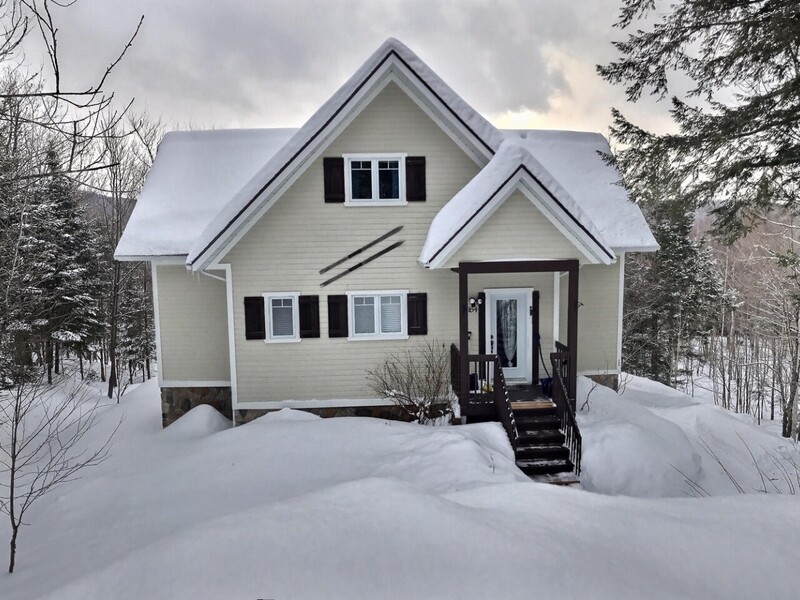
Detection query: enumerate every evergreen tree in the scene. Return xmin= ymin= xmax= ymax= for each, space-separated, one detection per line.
xmin=621 ymin=162 xmax=728 ymax=386
xmin=598 ymin=0 xmax=800 ymax=241
xmin=25 ymin=143 xmax=104 ymax=382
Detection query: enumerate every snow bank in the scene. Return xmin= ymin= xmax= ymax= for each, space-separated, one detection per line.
xmin=162 ymin=404 xmax=231 ymax=438
xmin=3 ymin=376 xmax=800 ymax=600
xmin=578 ymin=377 xmax=701 ymax=497
xmin=579 ymin=375 xmax=800 ymax=497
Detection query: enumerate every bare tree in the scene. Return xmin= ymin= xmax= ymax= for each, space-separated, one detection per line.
xmin=366 ymin=340 xmax=454 ymax=424
xmin=91 ymin=113 xmax=162 ymax=399
xmin=0 ymin=369 xmax=117 ymax=573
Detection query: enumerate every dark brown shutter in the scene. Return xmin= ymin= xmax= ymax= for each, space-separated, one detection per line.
xmin=299 ymin=295 xmax=320 ymax=338
xmin=323 ymin=157 xmax=345 ymax=203
xmin=407 ymin=293 xmax=427 ymax=335
xmin=244 ymin=296 xmax=265 ymax=340
xmin=327 ymin=295 xmax=348 ymax=337
xmin=405 ymin=156 xmax=426 ymax=202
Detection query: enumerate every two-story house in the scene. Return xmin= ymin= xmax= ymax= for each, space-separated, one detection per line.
xmin=115 ymin=38 xmax=657 ymax=476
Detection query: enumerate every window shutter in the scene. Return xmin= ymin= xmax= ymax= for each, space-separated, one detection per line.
xmin=327 ymin=295 xmax=349 ymax=337
xmin=405 ymin=156 xmax=426 ymax=202
xmin=323 ymin=157 xmax=345 ymax=203
xmin=407 ymin=293 xmax=428 ymax=335
xmin=299 ymin=295 xmax=320 ymax=338
xmin=244 ymin=296 xmax=265 ymax=340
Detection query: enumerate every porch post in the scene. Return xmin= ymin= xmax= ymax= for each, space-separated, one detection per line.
xmin=567 ymin=260 xmax=579 ymax=406
xmin=458 ymin=264 xmax=470 ymax=406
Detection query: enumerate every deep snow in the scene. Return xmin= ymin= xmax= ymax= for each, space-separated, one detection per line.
xmin=1 ymin=375 xmax=798 ymax=599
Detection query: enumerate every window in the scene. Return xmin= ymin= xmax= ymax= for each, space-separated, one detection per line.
xmin=348 ymin=291 xmax=408 ymax=340
xmin=343 ymin=154 xmax=406 ymax=205
xmin=263 ymin=293 xmax=300 ymax=343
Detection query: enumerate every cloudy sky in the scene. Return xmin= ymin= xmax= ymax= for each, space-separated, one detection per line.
xmin=36 ymin=0 xmax=673 ymax=136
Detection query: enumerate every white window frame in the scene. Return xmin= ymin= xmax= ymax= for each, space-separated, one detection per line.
xmin=346 ymin=290 xmax=409 ymax=341
xmin=343 ymin=153 xmax=407 ymax=206
xmin=262 ymin=292 xmax=301 ymax=343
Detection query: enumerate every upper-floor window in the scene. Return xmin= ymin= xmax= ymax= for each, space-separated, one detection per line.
xmin=343 ymin=153 xmax=407 ymax=205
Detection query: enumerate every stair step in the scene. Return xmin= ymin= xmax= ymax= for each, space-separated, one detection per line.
xmin=515 ymin=414 xmax=560 ymax=430
xmin=516 ymin=458 xmax=574 ymax=476
xmin=517 ymin=430 xmax=565 ymax=445
xmin=515 ymin=444 xmax=570 ymax=461
xmin=511 ymin=400 xmax=556 ymax=411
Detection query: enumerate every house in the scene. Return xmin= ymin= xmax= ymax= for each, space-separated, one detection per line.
xmin=115 ymin=38 xmax=658 ymax=476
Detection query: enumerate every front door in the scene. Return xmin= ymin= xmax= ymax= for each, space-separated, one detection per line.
xmin=485 ymin=289 xmax=531 ymax=383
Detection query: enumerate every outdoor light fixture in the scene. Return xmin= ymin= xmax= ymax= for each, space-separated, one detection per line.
xmin=468 ymin=296 xmax=482 ymax=312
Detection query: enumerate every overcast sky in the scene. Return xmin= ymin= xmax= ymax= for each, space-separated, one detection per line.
xmin=36 ymin=0 xmax=673 ymax=136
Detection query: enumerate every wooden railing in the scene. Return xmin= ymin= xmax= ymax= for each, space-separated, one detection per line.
xmin=450 ymin=343 xmax=461 ymax=397
xmin=550 ymin=349 xmax=582 ymax=475
xmin=491 ymin=356 xmax=518 ymax=452
xmin=450 ymin=344 xmax=518 ymax=451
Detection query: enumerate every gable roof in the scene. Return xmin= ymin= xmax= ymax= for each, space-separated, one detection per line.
xmin=506 ymin=130 xmax=658 ymax=253
xmin=185 ymin=37 xmax=505 ymax=270
xmin=114 ymin=128 xmax=296 ymax=259
xmin=419 ymin=138 xmax=615 ymax=268
xmin=115 ymin=38 xmax=657 ymax=267
xmin=419 ymin=130 xmax=658 ymax=268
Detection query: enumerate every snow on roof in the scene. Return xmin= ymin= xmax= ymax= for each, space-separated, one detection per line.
xmin=186 ymin=37 xmax=505 ymax=269
xmin=114 ymin=128 xmax=297 ymax=259
xmin=115 ymin=39 xmax=656 ymax=265
xmin=506 ymin=130 xmax=658 ymax=253
xmin=419 ymin=137 xmax=617 ymax=267
xmin=419 ymin=130 xmax=658 ymax=267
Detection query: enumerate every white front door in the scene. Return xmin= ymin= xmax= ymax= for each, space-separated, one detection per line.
xmin=485 ymin=289 xmax=532 ymax=383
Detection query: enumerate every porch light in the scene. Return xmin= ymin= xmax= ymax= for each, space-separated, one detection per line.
xmin=468 ymin=296 xmax=482 ymax=312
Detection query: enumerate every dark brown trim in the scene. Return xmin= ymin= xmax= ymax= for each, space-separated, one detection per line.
xmin=320 ymin=240 xmax=405 ymax=287
xmin=567 ymin=264 xmax=579 ymax=404
xmin=459 ymin=259 xmax=579 ymax=275
xmin=427 ymin=165 xmax=614 ymax=265
xmin=319 ymin=226 xmax=403 ymax=274
xmin=455 ymin=259 xmax=579 ymax=410
xmin=532 ymin=290 xmax=540 ymax=382
xmin=193 ymin=49 xmax=495 ymax=267
xmin=459 ymin=268 xmax=470 ymax=407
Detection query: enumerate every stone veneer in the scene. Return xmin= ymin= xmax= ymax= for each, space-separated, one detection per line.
xmin=160 ymin=387 xmax=233 ymax=427
xmin=587 ymin=373 xmax=619 ymax=391
xmin=160 ymin=387 xmax=412 ymax=427
xmin=234 ymin=405 xmax=413 ymax=425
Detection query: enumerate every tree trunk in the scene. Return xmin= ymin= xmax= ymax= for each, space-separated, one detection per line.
xmin=46 ymin=338 xmax=52 ymax=384
xmin=54 ymin=341 xmax=60 ymax=375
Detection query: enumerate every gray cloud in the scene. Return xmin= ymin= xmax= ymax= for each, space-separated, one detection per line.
xmin=33 ymin=0 xmax=646 ymax=132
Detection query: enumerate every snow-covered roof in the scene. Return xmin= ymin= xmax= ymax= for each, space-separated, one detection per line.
xmin=185 ymin=37 xmax=504 ymax=269
xmin=114 ymin=128 xmax=296 ymax=259
xmin=419 ymin=130 xmax=658 ymax=267
xmin=505 ymin=130 xmax=658 ymax=253
xmin=115 ymin=38 xmax=657 ymax=266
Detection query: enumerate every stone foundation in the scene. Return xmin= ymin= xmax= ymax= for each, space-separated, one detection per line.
xmin=587 ymin=373 xmax=619 ymax=392
xmin=161 ymin=387 xmax=233 ymax=427
xmin=234 ymin=404 xmax=413 ymax=425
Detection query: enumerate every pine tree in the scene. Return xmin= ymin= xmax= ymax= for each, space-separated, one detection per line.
xmin=598 ymin=0 xmax=800 ymax=242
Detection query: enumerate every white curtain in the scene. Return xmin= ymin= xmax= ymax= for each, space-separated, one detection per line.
xmin=497 ymin=299 xmax=517 ymax=367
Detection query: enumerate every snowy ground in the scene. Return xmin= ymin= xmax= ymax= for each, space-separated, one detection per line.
xmin=2 ymin=375 xmax=799 ymax=599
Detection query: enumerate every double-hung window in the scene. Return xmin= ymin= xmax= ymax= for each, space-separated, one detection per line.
xmin=348 ymin=291 xmax=408 ymax=340
xmin=343 ymin=154 xmax=406 ymax=205
xmin=263 ymin=293 xmax=300 ymax=343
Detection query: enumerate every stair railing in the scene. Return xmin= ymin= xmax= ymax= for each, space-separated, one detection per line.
xmin=492 ymin=356 xmax=518 ymax=452
xmin=550 ymin=350 xmax=582 ymax=475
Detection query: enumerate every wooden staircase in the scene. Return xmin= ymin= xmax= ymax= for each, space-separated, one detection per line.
xmin=511 ymin=400 xmax=575 ymax=476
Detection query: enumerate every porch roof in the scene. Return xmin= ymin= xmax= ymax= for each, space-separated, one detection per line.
xmin=419 ymin=132 xmax=659 ymax=269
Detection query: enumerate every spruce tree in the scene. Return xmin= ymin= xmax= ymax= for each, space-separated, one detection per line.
xmin=598 ymin=0 xmax=800 ymax=241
